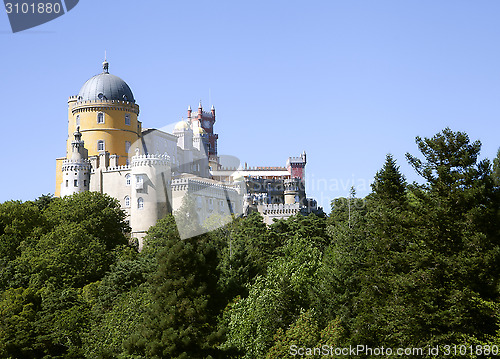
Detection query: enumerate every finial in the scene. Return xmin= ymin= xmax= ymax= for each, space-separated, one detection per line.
xmin=198 ymin=100 xmax=202 ymax=109
xmin=73 ymin=126 xmax=82 ymax=140
xmin=211 ymin=104 xmax=215 ymax=110
xmin=102 ymin=51 xmax=109 ymax=74
xmin=188 ymin=105 xmax=191 ymax=111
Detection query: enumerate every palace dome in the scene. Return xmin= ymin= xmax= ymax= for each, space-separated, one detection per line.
xmin=174 ymin=120 xmax=190 ymax=131
xmin=77 ymin=60 xmax=135 ymax=103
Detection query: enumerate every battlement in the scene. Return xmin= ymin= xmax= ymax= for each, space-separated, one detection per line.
xmin=201 ymin=111 xmax=214 ymax=118
xmin=131 ymin=154 xmax=170 ymax=167
xmin=218 ymin=166 xmax=287 ymax=171
xmin=62 ymin=159 xmax=91 ymax=172
xmin=106 ymin=165 xmax=131 ymax=172
xmin=258 ymin=203 xmax=301 ymax=215
xmin=70 ymin=98 xmax=140 ymax=115
xmin=171 ymin=177 xmax=238 ymax=194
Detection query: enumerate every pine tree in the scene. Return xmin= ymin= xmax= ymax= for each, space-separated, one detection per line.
xmin=492 ymin=148 xmax=500 ymax=186
xmin=125 ymin=216 xmax=222 ymax=359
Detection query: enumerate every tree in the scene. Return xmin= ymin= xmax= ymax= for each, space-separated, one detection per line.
xmin=265 ymin=310 xmax=343 ymax=359
xmin=400 ymin=128 xmax=500 ymax=345
xmin=346 ymin=129 xmax=500 ymax=350
xmin=314 ymin=188 xmax=370 ymax=334
xmin=222 ymin=237 xmax=322 ymax=359
xmin=125 ymin=216 xmax=222 ymax=359
xmin=43 ymin=191 xmax=129 ymax=250
xmin=347 ymin=154 xmax=411 ymax=347
xmin=493 ymin=148 xmax=500 ymax=186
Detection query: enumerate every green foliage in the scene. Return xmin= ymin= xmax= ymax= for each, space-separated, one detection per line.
xmin=265 ymin=310 xmax=343 ymax=359
xmin=126 ymin=216 xmax=222 ymax=359
xmin=17 ymin=222 xmax=112 ymax=289
xmin=493 ymin=148 xmax=500 ymax=187
xmin=222 ymin=237 xmax=322 ymax=359
xmin=0 ymin=192 xmax=132 ymax=358
xmin=269 ymin=213 xmax=329 ymax=251
xmin=44 ymin=191 xmax=129 ymax=250
xmin=0 ymin=287 xmax=40 ymax=358
xmin=2 ymin=128 xmax=500 ymax=358
xmin=346 ymin=128 xmax=500 ymax=349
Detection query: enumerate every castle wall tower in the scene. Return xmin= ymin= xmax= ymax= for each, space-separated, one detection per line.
xmin=56 ymin=60 xmax=141 ymax=196
xmin=284 ymin=178 xmax=300 ymax=205
xmin=60 ymin=127 xmax=91 ymax=197
xmin=188 ymin=101 xmax=219 ymax=170
xmin=286 ymin=151 xmax=306 ymax=179
xmin=130 ymin=151 xmax=171 ymax=249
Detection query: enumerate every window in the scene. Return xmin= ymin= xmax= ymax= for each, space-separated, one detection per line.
xmin=65 ymin=180 xmax=68 ymax=187
xmin=76 ymin=115 xmax=80 ymax=127
xmin=74 ymin=179 xmax=78 ymax=187
xmin=97 ymin=112 xmax=104 ymax=124
xmin=125 ymin=114 xmax=131 ymax=126
xmin=125 ymin=141 xmax=131 ymax=154
xmin=83 ymin=180 xmax=87 ymax=187
xmin=125 ymin=174 xmax=131 ymax=186
xmin=125 ymin=196 xmax=130 ymax=208
xmin=138 ymin=197 xmax=144 ymax=209
xmin=135 ymin=175 xmax=144 ymax=190
xmin=97 ymin=140 xmax=105 ymax=151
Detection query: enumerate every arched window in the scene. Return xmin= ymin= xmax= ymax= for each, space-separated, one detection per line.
xmin=125 ymin=174 xmax=131 ymax=186
xmin=97 ymin=112 xmax=104 ymax=124
xmin=76 ymin=115 xmax=80 ymax=127
xmin=125 ymin=114 xmax=131 ymax=126
xmin=97 ymin=140 xmax=105 ymax=152
xmin=125 ymin=141 xmax=131 ymax=154
xmin=138 ymin=197 xmax=144 ymax=209
xmin=124 ymin=196 xmax=130 ymax=208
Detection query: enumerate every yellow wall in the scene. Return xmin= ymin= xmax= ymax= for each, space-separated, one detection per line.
xmin=56 ymin=98 xmax=142 ymax=197
xmin=67 ymin=100 xmax=141 ymax=166
xmin=55 ymin=157 xmax=64 ymax=197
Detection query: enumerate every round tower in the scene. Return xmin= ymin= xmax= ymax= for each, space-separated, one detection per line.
xmin=61 ymin=127 xmax=91 ymax=197
xmin=130 ymin=150 xmax=171 ymax=249
xmin=284 ymin=178 xmax=300 ymax=205
xmin=67 ymin=60 xmax=141 ymax=166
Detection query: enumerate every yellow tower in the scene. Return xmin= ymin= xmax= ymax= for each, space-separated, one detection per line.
xmin=55 ymin=60 xmax=141 ymax=196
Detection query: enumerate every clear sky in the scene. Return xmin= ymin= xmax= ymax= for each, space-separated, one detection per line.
xmin=1 ymin=0 xmax=500 ymax=212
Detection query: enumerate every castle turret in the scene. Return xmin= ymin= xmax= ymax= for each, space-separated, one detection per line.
xmin=130 ymin=151 xmax=171 ymax=249
xmin=284 ymin=178 xmax=300 ymax=204
xmin=60 ymin=127 xmax=91 ymax=196
xmin=286 ymin=151 xmax=306 ymax=179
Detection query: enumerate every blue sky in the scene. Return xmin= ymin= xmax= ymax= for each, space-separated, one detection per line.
xmin=1 ymin=0 xmax=500 ymax=212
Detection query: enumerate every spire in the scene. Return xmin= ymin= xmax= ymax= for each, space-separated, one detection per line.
xmin=188 ymin=105 xmax=192 ymax=111
xmin=211 ymin=104 xmax=215 ymax=110
xmin=198 ymin=100 xmax=202 ymax=109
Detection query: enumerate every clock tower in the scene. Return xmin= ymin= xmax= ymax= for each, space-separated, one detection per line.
xmin=187 ymin=101 xmax=219 ymax=170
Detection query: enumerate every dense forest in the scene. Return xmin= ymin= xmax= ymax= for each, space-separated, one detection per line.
xmin=2 ymin=128 xmax=500 ymax=358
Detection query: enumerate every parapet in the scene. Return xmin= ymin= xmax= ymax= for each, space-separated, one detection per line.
xmin=70 ymin=98 xmax=140 ymax=115
xmin=131 ymin=154 xmax=170 ymax=168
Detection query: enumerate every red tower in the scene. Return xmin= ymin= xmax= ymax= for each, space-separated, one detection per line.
xmin=187 ymin=101 xmax=219 ymax=166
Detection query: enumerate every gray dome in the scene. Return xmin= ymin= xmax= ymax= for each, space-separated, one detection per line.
xmin=77 ymin=64 xmax=135 ymax=103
